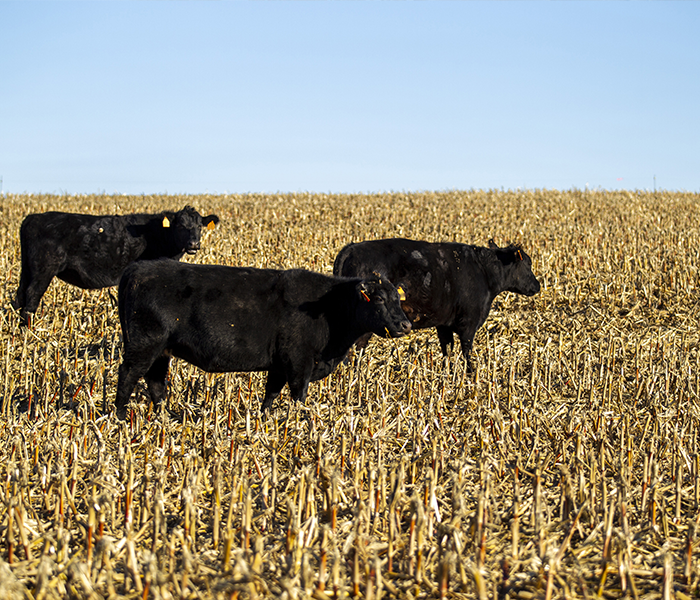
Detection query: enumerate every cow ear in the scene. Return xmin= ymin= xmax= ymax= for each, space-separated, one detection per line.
xmin=162 ymin=216 xmax=171 ymax=228
xmin=488 ymin=238 xmax=498 ymax=249
xmin=204 ymin=214 xmax=219 ymax=229
xmin=357 ymin=281 xmax=373 ymax=302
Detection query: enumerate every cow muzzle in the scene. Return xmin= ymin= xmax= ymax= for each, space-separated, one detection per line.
xmin=389 ymin=319 xmax=412 ymax=337
xmin=526 ymin=279 xmax=541 ymax=296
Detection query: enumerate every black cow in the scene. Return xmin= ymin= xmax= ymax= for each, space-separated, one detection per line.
xmin=114 ymin=259 xmax=412 ymax=419
xmin=333 ymin=238 xmax=540 ymax=369
xmin=12 ymin=206 xmax=219 ymax=325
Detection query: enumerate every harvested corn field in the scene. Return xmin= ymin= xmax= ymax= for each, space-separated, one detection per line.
xmin=1 ymin=189 xmax=699 ymax=599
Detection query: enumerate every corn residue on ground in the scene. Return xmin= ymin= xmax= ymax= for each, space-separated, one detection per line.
xmin=1 ymin=189 xmax=699 ymax=599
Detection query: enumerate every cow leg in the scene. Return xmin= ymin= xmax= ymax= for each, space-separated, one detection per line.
xmin=454 ymin=314 xmax=482 ymax=372
xmin=17 ymin=270 xmax=56 ymax=326
xmin=285 ymin=358 xmax=314 ymax=406
xmin=288 ymin=377 xmax=311 ymax=406
xmin=115 ymin=348 xmax=162 ymax=420
xmin=436 ymin=326 xmax=454 ymax=356
xmin=12 ymin=275 xmax=29 ymax=328
xmin=115 ymin=362 xmax=143 ymax=420
xmin=12 ymin=243 xmax=35 ymax=313
xmin=12 ymin=270 xmax=28 ymax=312
xmin=144 ymin=356 xmax=171 ymax=411
xmin=261 ymin=367 xmax=286 ymax=413
xmin=458 ymin=334 xmax=476 ymax=373
xmin=311 ymin=357 xmax=344 ymax=382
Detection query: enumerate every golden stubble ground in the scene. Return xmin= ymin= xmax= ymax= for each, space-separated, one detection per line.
xmin=0 ymin=189 xmax=699 ymax=599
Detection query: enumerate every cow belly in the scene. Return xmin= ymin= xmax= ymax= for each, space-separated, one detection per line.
xmin=58 ymin=247 xmax=133 ymax=289
xmin=57 ymin=268 xmax=122 ymax=289
xmin=399 ymin=297 xmax=455 ymax=330
xmin=169 ymin=336 xmax=274 ymax=374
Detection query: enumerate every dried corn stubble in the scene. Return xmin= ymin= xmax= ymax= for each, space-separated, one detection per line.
xmin=0 ymin=189 xmax=699 ymax=598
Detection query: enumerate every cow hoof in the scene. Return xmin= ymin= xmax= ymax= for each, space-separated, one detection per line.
xmin=17 ymin=312 xmax=31 ymax=328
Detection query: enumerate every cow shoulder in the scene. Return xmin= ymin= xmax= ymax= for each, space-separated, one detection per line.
xmin=279 ymin=269 xmax=332 ymax=305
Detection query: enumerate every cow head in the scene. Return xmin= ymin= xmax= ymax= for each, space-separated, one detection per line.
xmin=356 ymin=277 xmax=412 ymax=338
xmin=164 ymin=206 xmax=220 ymax=255
xmin=490 ymin=239 xmax=541 ymax=297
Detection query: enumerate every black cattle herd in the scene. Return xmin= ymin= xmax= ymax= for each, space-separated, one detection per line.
xmin=11 ymin=205 xmax=541 ymax=420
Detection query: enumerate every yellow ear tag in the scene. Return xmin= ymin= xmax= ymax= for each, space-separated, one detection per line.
xmin=397 ymin=286 xmax=406 ymax=301
xmin=207 ymin=221 xmax=216 ymax=231
xmin=162 ymin=216 xmax=170 ymax=228
xmin=361 ymin=290 xmax=371 ymax=303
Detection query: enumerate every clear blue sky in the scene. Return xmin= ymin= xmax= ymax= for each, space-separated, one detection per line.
xmin=1 ymin=2 xmax=698 ymax=195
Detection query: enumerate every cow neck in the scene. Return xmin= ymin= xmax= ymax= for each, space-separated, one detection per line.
xmin=142 ymin=217 xmax=179 ymax=260
xmin=477 ymin=247 xmax=508 ymax=299
xmin=322 ymin=283 xmax=365 ymax=359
